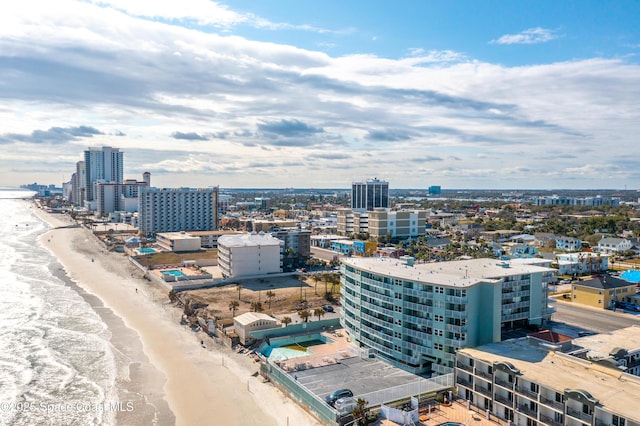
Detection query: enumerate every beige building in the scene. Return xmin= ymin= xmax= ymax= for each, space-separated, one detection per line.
xmin=367 ymin=208 xmax=427 ymax=241
xmin=233 ymin=312 xmax=279 ymax=345
xmin=456 ymin=327 xmax=640 ymax=426
xmin=571 ymin=275 xmax=637 ymax=309
xmin=156 ymin=232 xmax=201 ymax=252
xmin=186 ymin=230 xmax=244 ymax=248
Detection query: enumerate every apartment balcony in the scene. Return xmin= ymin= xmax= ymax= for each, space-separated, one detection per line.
xmin=446 ymin=310 xmax=468 ymax=319
xmin=456 ymin=377 xmax=473 ymax=389
xmin=475 ymin=370 xmax=493 ymax=381
xmin=445 ymin=323 xmax=467 ymax=334
xmin=494 ymin=377 xmax=514 ymax=390
xmin=517 ymin=404 xmax=538 ymax=418
xmin=444 ymin=338 xmax=466 ymax=349
xmin=566 ymin=407 xmax=592 ymax=424
xmin=539 ymin=413 xmax=563 ymax=426
xmin=456 ymin=362 xmax=473 ymax=373
xmin=494 ymin=394 xmax=513 ymax=406
xmin=445 ymin=295 xmax=468 ymax=304
xmin=539 ymin=395 xmax=564 ymax=411
xmin=474 ymin=384 xmax=492 ymax=398
xmin=515 ymin=385 xmax=539 ymax=400
xmin=361 ymin=288 xmax=395 ymax=304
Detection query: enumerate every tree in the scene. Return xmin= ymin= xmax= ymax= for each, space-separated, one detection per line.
xmin=251 ymin=301 xmax=263 ymax=312
xmin=351 ymin=398 xmax=370 ymax=426
xmin=281 ymin=316 xmax=292 ymax=327
xmin=298 ymin=309 xmax=311 ymax=323
xmin=266 ymin=290 xmax=276 ymax=311
xmin=312 ymin=273 xmax=321 ymax=295
xmin=313 ymin=307 xmax=325 ymax=322
xmin=228 ymin=300 xmax=239 ymax=317
xmin=237 ymin=284 xmax=242 ymax=301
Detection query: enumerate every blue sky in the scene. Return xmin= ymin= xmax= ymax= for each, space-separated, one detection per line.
xmin=1 ymin=0 xmax=639 ymax=189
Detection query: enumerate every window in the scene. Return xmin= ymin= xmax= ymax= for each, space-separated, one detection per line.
xmin=435 ymin=286 xmax=444 ymax=294
xmin=613 ymin=415 xmax=626 ymax=426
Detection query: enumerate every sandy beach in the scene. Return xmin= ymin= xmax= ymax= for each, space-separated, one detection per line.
xmin=34 ymin=205 xmax=321 ymax=426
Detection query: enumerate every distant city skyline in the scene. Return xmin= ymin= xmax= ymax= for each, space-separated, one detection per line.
xmin=1 ymin=1 xmax=639 ymax=189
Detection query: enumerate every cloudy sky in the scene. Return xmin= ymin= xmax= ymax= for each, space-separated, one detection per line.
xmin=1 ymin=0 xmax=639 ymax=190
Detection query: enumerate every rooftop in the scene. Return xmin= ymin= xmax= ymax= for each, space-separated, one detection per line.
xmin=218 ymin=232 xmax=282 ymax=248
xmin=460 ymin=330 xmax=640 ymax=422
xmin=342 ymin=257 xmax=554 ymax=288
xmin=575 ymin=275 xmax=636 ymax=290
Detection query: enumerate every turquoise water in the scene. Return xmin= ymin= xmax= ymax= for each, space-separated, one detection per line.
xmin=138 ymin=247 xmax=156 ymax=253
xmin=264 ymin=346 xmax=310 ymax=361
xmin=437 ymin=423 xmax=464 ymax=426
xmin=260 ymin=333 xmax=332 ymax=360
xmin=162 ymin=269 xmax=185 ymax=277
xmin=621 ymin=270 xmax=640 ymax=283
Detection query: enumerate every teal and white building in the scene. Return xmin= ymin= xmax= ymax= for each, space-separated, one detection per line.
xmin=340 ymin=257 xmax=555 ymax=375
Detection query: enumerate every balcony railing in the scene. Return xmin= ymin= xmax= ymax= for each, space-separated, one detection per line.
xmin=456 ymin=362 xmax=473 ymax=373
xmin=476 ymin=370 xmax=493 ymax=381
xmin=539 ymin=414 xmax=563 ymax=426
xmin=494 ymin=394 xmax=513 ymax=406
xmin=566 ymin=407 xmax=593 ymax=424
xmin=539 ymin=395 xmax=564 ymax=411
xmin=456 ymin=377 xmax=473 ymax=388
xmin=517 ymin=404 xmax=538 ymax=418
xmin=494 ymin=377 xmax=515 ymax=390
xmin=516 ymin=386 xmax=539 ymax=399
xmin=474 ymin=385 xmax=492 ymax=397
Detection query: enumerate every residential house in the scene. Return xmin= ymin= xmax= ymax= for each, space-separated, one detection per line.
xmin=555 ymin=235 xmax=582 ymax=251
xmin=570 ymin=275 xmax=637 ymax=310
xmin=555 ymin=252 xmax=608 ymax=276
xmin=597 ymin=237 xmax=634 ymax=255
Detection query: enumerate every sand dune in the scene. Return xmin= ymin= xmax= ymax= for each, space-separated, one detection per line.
xmin=35 ymin=206 xmax=320 ymax=426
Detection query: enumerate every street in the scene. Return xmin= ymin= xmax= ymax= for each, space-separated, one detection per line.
xmin=548 ymin=298 xmax=640 ymax=336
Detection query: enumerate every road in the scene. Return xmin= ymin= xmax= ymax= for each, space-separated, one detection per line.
xmin=548 ymin=299 xmax=640 ymax=336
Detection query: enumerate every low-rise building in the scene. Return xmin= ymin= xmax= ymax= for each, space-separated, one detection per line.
xmin=233 ymin=312 xmax=279 ymax=345
xmin=597 ymin=237 xmax=634 ymax=254
xmin=456 ymin=327 xmax=640 ymax=426
xmin=217 ymin=232 xmax=282 ymax=278
xmin=570 ymin=275 xmax=637 ymax=309
xmin=555 ymin=235 xmax=582 ymax=251
xmin=156 ymin=232 xmax=201 ymax=252
xmin=555 ymin=252 xmax=608 ymax=276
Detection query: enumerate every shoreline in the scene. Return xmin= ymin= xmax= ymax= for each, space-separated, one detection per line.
xmin=33 ymin=203 xmax=320 ymax=426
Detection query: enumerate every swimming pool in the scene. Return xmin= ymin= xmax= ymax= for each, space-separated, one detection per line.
xmin=621 ymin=270 xmax=640 ymax=283
xmin=437 ymin=423 xmax=464 ymax=426
xmin=138 ymin=247 xmax=157 ymax=254
xmin=260 ymin=333 xmax=333 ymax=360
xmin=162 ymin=269 xmax=185 ymax=277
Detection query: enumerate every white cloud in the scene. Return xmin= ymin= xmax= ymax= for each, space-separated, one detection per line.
xmin=491 ymin=27 xmax=558 ymax=45
xmin=0 ymin=2 xmax=638 ymax=189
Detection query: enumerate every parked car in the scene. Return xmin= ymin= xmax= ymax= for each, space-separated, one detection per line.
xmin=325 ymin=389 xmax=353 ymax=407
xmin=322 ymin=304 xmax=334 ymax=313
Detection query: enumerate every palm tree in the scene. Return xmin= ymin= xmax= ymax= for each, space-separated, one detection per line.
xmin=313 ymin=307 xmax=325 ymax=321
xmin=237 ymin=284 xmax=242 ymax=301
xmin=351 ymin=398 xmax=369 ymax=426
xmin=298 ymin=309 xmax=311 ymax=323
xmin=281 ymin=316 xmax=292 ymax=327
xmin=228 ymin=300 xmax=239 ymax=317
xmin=266 ymin=290 xmax=276 ymax=311
xmin=312 ymin=273 xmax=321 ymax=295
xmin=250 ymin=301 xmax=263 ymax=312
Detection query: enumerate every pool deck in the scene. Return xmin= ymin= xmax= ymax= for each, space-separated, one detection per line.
xmin=377 ymin=400 xmax=504 ymax=426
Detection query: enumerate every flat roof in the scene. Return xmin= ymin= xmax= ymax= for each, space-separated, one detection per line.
xmin=234 ymin=312 xmax=278 ymax=326
xmin=187 ymin=230 xmax=244 ymax=236
xmin=218 ymin=232 xmax=282 ymax=247
xmin=156 ymin=232 xmax=200 ymax=241
xmin=460 ymin=330 xmax=640 ymax=421
xmin=572 ymin=326 xmax=640 ymax=360
xmin=341 ymin=257 xmax=554 ymax=288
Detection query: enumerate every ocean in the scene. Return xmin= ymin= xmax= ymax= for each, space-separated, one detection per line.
xmin=0 ymin=190 xmax=117 ymax=426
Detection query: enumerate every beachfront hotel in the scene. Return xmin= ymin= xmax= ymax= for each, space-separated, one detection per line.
xmin=455 ymin=327 xmax=640 ymax=426
xmin=83 ymin=146 xmax=124 ymax=206
xmin=138 ymin=186 xmax=219 ymax=236
xmin=340 ymin=257 xmax=556 ymax=375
